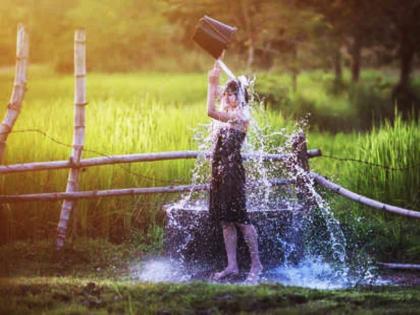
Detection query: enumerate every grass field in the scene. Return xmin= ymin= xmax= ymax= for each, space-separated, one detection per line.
xmin=0 ymin=66 xmax=419 ymax=314
xmin=0 ymin=66 xmax=419 ymax=261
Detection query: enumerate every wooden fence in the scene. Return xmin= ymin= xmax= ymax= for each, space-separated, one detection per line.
xmin=0 ymin=26 xmax=419 ymax=251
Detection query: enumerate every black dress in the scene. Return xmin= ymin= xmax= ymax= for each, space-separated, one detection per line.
xmin=209 ymin=127 xmax=250 ymax=224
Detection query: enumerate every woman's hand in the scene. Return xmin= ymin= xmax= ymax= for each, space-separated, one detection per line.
xmin=208 ymin=62 xmax=221 ymax=85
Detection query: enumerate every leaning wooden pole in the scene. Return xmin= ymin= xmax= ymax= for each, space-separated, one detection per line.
xmin=56 ymin=29 xmax=87 ymax=250
xmin=312 ymin=172 xmax=420 ymax=219
xmin=0 ymin=24 xmax=29 ymax=163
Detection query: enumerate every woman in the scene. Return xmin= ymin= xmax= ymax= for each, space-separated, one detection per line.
xmin=207 ymin=62 xmax=263 ymax=282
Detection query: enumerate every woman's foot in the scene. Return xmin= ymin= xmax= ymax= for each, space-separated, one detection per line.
xmin=212 ymin=267 xmax=239 ymax=281
xmin=245 ymin=263 xmax=263 ymax=283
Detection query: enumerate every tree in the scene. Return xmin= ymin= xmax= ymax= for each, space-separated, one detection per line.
xmin=165 ymin=0 xmax=321 ymax=90
xmin=381 ymin=1 xmax=420 ymax=88
xmin=378 ymin=0 xmax=420 ymax=116
xmin=302 ymin=0 xmax=384 ymax=83
xmin=165 ymin=0 xmax=270 ymax=70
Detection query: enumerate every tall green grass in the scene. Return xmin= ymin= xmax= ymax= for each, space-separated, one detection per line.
xmin=309 ymin=114 xmax=420 ymax=261
xmin=353 ymin=114 xmax=419 ymax=209
xmin=0 ymin=67 xmax=211 ymax=242
xmin=310 ymin=114 xmax=419 ymax=209
xmin=0 ymin=66 xmax=418 ymax=262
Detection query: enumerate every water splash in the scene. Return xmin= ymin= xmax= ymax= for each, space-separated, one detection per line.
xmin=133 ymin=80 xmax=382 ymax=289
xmin=131 ymin=258 xmax=190 ymax=283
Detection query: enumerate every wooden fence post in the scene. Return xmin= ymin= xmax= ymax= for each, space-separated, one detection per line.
xmin=287 ymin=130 xmax=316 ymax=209
xmin=281 ymin=131 xmax=313 ymax=263
xmin=56 ymin=29 xmax=87 ymax=250
xmin=0 ymin=24 xmax=29 ymax=163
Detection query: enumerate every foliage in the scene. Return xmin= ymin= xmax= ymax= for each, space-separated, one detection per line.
xmin=0 ymin=0 xmax=181 ymax=72
xmin=255 ymin=69 xmax=403 ymax=132
xmin=253 ymin=73 xmax=292 ymax=111
xmin=0 ymin=0 xmax=418 ymax=92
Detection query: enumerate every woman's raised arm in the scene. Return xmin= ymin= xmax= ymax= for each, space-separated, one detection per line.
xmin=207 ymin=63 xmax=236 ymax=123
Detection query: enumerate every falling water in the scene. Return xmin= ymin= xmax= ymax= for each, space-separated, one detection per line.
xmin=134 ymin=80 xmax=383 ymax=289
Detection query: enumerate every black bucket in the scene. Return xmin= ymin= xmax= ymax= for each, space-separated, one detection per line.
xmin=192 ymin=15 xmax=237 ymax=59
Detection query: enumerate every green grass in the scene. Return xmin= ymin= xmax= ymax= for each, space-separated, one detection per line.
xmin=1 ymin=239 xmax=420 ymax=315
xmin=307 ymin=115 xmax=420 ymax=262
xmin=309 ymin=114 xmax=419 ymax=209
xmin=0 ymin=67 xmax=211 ymax=241
xmin=2 ymin=277 xmax=420 ymax=314
xmin=0 ymin=239 xmax=420 ymax=314
xmin=0 ymin=238 xmax=138 ymax=279
xmin=0 ymin=66 xmax=418 ymax=262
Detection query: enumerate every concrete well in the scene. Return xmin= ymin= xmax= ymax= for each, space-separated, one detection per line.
xmin=164 ymin=203 xmax=304 ymax=273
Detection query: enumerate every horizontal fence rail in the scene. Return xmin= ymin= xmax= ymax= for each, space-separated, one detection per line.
xmin=376 ymin=262 xmax=420 ymax=270
xmin=0 ymin=179 xmax=292 ymax=202
xmin=0 ymin=149 xmax=321 ymax=174
xmin=312 ymin=172 xmax=420 ymax=219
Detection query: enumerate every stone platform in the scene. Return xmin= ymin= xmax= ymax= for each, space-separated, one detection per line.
xmin=164 ymin=204 xmax=305 ymax=272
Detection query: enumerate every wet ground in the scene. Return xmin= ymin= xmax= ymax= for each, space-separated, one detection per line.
xmin=380 ymin=270 xmax=420 ymax=287
xmin=133 ymin=257 xmax=420 ymax=289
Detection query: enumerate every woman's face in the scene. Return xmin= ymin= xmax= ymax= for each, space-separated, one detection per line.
xmin=223 ymin=91 xmax=238 ymax=109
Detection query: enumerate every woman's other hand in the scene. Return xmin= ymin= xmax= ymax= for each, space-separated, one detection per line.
xmin=208 ymin=63 xmax=221 ymax=85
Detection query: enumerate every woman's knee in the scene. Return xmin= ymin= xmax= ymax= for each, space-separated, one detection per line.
xmin=237 ymin=223 xmax=254 ymax=232
xmin=222 ymin=222 xmax=236 ymax=230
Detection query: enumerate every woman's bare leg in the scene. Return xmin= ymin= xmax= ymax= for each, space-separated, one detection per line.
xmin=214 ymin=222 xmax=239 ymax=280
xmin=238 ymin=223 xmax=263 ymax=280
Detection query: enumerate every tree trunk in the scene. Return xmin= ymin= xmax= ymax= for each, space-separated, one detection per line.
xmin=398 ymin=32 xmax=415 ymax=88
xmin=247 ymin=40 xmax=255 ymax=70
xmin=350 ymin=37 xmax=361 ymax=83
xmin=333 ymin=48 xmax=342 ymax=83
xmin=0 ymin=206 xmax=7 ymax=244
xmin=239 ymin=0 xmax=256 ymax=70
xmin=291 ymin=45 xmax=298 ymax=93
xmin=391 ymin=31 xmax=416 ymax=117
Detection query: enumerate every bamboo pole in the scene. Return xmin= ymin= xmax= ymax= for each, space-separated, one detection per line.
xmin=0 ymin=149 xmax=322 ymax=174
xmin=0 ymin=24 xmax=29 ymax=163
xmin=56 ymin=29 xmax=87 ymax=250
xmin=376 ymin=262 xmax=420 ymax=270
xmin=1 ymin=184 xmax=208 ymax=202
xmin=0 ymin=179 xmax=292 ymax=202
xmin=312 ymin=172 xmax=420 ymax=219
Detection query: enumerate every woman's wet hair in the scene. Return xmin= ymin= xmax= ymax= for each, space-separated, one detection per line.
xmin=224 ymin=80 xmax=249 ymax=103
